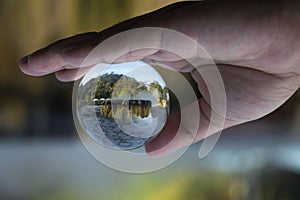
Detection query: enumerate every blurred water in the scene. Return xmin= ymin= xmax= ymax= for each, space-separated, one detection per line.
xmin=1 ymin=133 xmax=300 ymax=200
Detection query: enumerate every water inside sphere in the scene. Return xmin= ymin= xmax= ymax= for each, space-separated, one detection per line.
xmin=74 ymin=61 xmax=169 ymax=150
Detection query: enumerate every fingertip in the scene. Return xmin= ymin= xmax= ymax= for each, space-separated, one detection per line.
xmin=145 ymin=100 xmax=203 ymax=157
xmin=19 ymin=56 xmax=29 ymax=74
xmin=20 ymin=55 xmax=28 ymax=65
xmin=145 ymin=146 xmax=162 ymax=158
xmin=145 ymin=134 xmax=184 ymax=158
xmin=145 ymin=139 xmax=170 ymax=158
xmin=145 ymin=113 xmax=181 ymax=157
xmin=55 ymin=70 xmax=73 ymax=82
xmin=55 ymin=67 xmax=90 ymax=82
xmin=19 ymin=56 xmax=46 ymax=76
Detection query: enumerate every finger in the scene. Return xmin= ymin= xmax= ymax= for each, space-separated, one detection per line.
xmin=147 ymin=50 xmax=182 ymax=62
xmin=146 ymin=64 xmax=234 ymax=157
xmin=21 ymin=0 xmax=284 ymax=79
xmin=62 ymin=1 xmax=197 ymax=67
xmin=145 ymin=99 xmax=237 ymax=157
xmin=19 ymin=56 xmax=49 ymax=76
xmin=145 ymin=100 xmax=201 ymax=157
xmin=144 ymin=58 xmax=188 ymax=71
xmin=55 ymin=66 xmax=92 ymax=82
xmin=144 ymin=58 xmax=199 ymax=73
xmin=20 ymin=32 xmax=99 ymax=75
xmin=20 ymin=1 xmax=197 ymax=77
xmin=145 ymin=100 xmax=202 ymax=157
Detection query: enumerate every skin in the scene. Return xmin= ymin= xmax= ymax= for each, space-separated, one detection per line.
xmin=19 ymin=1 xmax=300 ymax=156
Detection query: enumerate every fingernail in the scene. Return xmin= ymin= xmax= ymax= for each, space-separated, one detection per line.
xmin=20 ymin=56 xmax=28 ymax=64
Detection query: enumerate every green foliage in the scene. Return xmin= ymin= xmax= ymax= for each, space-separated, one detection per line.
xmin=149 ymin=81 xmax=168 ymax=104
xmin=80 ymin=73 xmax=168 ymax=119
xmin=111 ymin=75 xmax=140 ymax=97
xmin=79 ymin=77 xmax=98 ymax=104
xmin=82 ymin=72 xmax=167 ymax=103
xmin=95 ymin=72 xmax=123 ymax=99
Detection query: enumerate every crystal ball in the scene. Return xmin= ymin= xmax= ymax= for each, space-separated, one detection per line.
xmin=74 ymin=61 xmax=169 ymax=150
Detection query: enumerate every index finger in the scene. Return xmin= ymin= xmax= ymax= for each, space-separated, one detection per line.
xmin=19 ymin=1 xmax=195 ymax=76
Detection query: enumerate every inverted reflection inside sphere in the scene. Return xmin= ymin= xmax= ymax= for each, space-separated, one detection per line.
xmin=75 ymin=61 xmax=169 ymax=150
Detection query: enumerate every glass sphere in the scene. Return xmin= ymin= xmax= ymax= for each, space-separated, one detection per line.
xmin=74 ymin=61 xmax=169 ymax=150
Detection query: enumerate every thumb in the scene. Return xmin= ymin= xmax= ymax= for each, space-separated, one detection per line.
xmin=145 ymin=99 xmax=236 ymax=157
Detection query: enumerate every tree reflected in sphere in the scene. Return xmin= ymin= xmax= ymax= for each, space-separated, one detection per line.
xmin=74 ymin=61 xmax=169 ymax=150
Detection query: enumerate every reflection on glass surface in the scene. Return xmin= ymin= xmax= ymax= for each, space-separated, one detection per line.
xmin=75 ymin=61 xmax=169 ymax=150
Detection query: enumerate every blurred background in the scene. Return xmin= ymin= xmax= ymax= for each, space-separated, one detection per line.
xmin=0 ymin=0 xmax=300 ymax=199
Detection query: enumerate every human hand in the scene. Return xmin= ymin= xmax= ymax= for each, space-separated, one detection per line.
xmin=20 ymin=1 xmax=300 ymax=156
